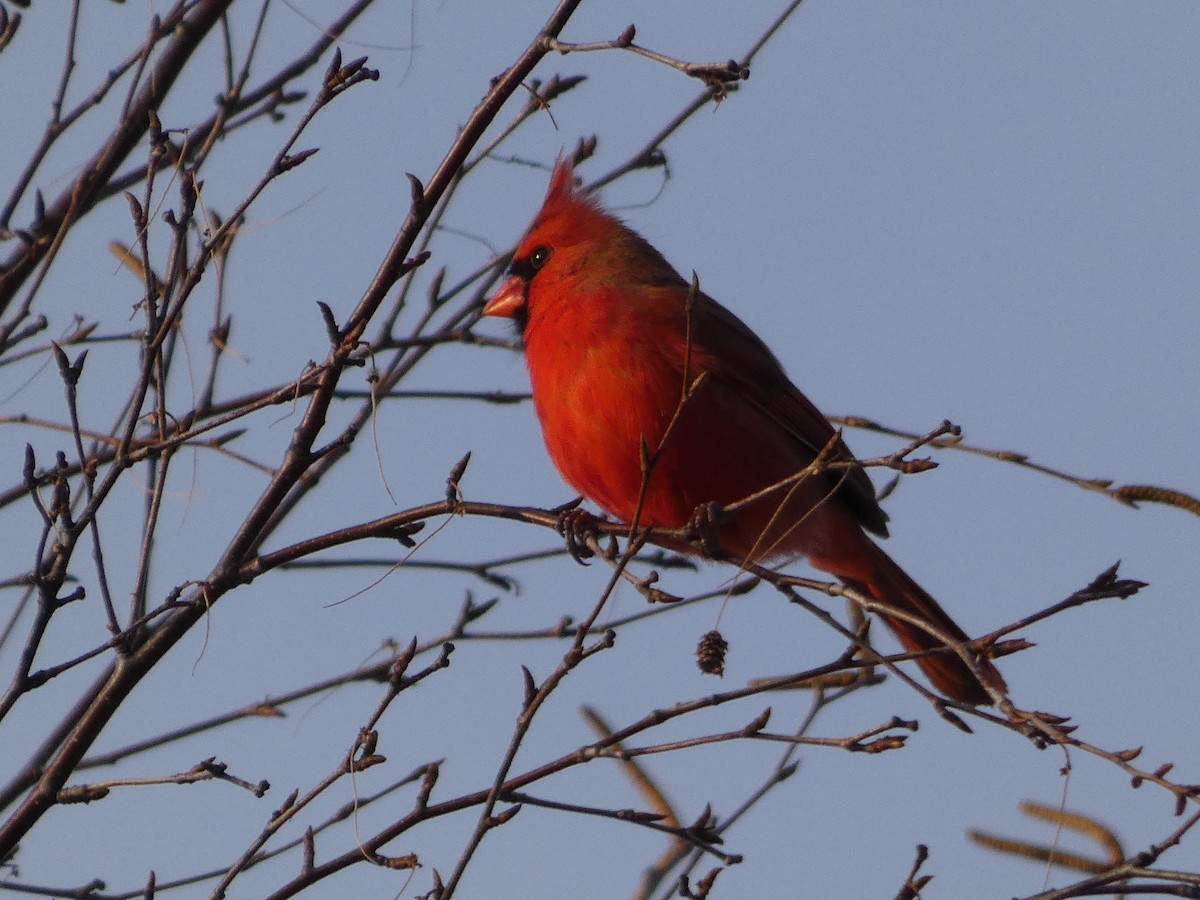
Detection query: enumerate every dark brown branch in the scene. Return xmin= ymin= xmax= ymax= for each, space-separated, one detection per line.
xmin=834 ymin=415 xmax=1200 ymax=517
xmin=0 ymin=0 xmax=234 ymax=323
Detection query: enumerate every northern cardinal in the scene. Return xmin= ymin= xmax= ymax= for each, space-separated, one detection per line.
xmin=483 ymin=159 xmax=1005 ymax=705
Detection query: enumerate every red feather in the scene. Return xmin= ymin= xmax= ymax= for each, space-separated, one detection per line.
xmin=484 ymin=159 xmax=1005 ymax=705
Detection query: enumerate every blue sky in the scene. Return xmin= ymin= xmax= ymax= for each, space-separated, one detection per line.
xmin=1 ymin=2 xmax=1198 ymax=898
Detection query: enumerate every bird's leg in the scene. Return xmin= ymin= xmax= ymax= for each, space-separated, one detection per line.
xmin=552 ymin=497 xmax=607 ymax=565
xmin=685 ymin=501 xmax=728 ymax=558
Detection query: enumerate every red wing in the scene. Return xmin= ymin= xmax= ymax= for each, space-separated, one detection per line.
xmin=689 ymin=292 xmax=889 ymax=537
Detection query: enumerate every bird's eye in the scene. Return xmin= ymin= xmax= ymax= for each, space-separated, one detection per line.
xmin=509 ymin=246 xmax=552 ymax=282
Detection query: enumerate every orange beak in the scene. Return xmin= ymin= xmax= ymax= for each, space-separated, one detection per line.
xmin=482 ymin=275 xmax=527 ymax=319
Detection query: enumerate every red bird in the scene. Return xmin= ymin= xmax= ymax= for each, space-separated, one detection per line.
xmin=484 ymin=159 xmax=1004 ymax=705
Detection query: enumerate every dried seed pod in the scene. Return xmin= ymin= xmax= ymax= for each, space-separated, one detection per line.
xmin=696 ymin=630 xmax=728 ymax=676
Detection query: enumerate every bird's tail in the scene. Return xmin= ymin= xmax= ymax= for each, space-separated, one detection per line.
xmin=809 ymin=531 xmax=1005 ymax=705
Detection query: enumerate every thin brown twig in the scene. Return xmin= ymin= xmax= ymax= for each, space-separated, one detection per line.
xmin=832 ymin=415 xmax=1200 ymax=517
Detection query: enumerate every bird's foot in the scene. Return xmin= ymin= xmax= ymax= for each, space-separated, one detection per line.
xmin=553 ymin=499 xmax=605 ymax=565
xmin=685 ymin=501 xmax=727 ymax=558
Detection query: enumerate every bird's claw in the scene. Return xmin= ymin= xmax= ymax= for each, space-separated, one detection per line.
xmin=556 ymin=504 xmax=604 ymax=565
xmin=685 ymin=501 xmax=727 ymax=557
